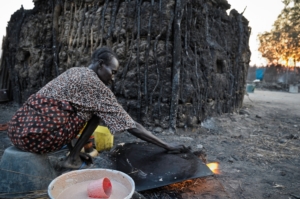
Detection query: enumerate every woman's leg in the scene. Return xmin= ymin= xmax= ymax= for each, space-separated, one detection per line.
xmin=63 ymin=115 xmax=100 ymax=169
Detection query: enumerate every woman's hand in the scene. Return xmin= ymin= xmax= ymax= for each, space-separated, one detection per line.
xmin=165 ymin=143 xmax=190 ymax=154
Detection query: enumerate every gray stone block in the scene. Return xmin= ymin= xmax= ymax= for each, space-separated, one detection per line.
xmin=0 ymin=146 xmax=57 ymax=195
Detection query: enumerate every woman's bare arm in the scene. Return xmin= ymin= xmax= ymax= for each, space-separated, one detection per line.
xmin=127 ymin=122 xmax=187 ymax=152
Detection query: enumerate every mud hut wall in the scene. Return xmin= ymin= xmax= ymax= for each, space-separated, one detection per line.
xmin=177 ymin=1 xmax=251 ymax=128
xmin=1 ymin=0 xmax=250 ymax=130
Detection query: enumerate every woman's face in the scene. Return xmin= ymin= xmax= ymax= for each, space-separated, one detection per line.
xmin=97 ymin=57 xmax=119 ymax=85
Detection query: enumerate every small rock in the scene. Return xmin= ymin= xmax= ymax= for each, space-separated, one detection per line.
xmin=273 ymin=184 xmax=285 ymax=189
xmin=132 ymin=191 xmax=147 ymax=199
xmin=153 ymin=127 xmax=163 ymax=134
xmin=228 ymin=157 xmax=234 ymax=163
xmin=230 ymin=117 xmax=237 ymax=122
xmin=230 ymin=133 xmax=243 ymax=139
xmin=239 ymin=109 xmax=250 ymax=115
xmin=196 ymin=144 xmax=203 ymax=149
xmin=231 ymin=155 xmax=239 ymax=161
xmin=262 ymin=193 xmax=272 ymax=198
xmin=286 ymin=134 xmax=298 ymax=139
xmin=256 ymin=115 xmax=262 ymax=118
xmin=280 ymin=171 xmax=286 ymax=176
xmin=180 ymin=154 xmax=188 ymax=159
xmin=201 ymin=118 xmax=218 ymax=130
xmin=160 ymin=121 xmax=169 ymax=129
xmin=278 ymin=139 xmax=287 ymax=144
xmin=217 ymin=156 xmax=226 ymax=161
xmin=179 ymin=136 xmax=193 ymax=141
xmin=162 ymin=129 xmax=174 ymax=135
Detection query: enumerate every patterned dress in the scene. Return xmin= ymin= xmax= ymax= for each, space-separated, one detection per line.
xmin=7 ymin=67 xmax=136 ymax=154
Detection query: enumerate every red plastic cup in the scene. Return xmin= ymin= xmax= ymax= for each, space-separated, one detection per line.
xmin=87 ymin=177 xmax=112 ymax=198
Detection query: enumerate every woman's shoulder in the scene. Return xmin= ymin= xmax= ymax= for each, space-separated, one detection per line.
xmin=67 ymin=66 xmax=91 ymax=73
xmin=63 ymin=67 xmax=95 ymax=78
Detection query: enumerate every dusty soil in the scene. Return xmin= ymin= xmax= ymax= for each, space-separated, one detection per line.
xmin=0 ymin=90 xmax=299 ymax=199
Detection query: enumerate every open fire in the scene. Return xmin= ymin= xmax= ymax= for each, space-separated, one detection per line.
xmin=206 ymin=162 xmax=220 ymax=174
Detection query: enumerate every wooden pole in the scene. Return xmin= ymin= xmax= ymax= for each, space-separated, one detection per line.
xmin=170 ymin=0 xmax=184 ymax=132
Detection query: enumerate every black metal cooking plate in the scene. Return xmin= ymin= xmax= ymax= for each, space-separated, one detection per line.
xmin=113 ymin=142 xmax=213 ymax=191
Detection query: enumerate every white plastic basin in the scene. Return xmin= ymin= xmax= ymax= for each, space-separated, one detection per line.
xmin=48 ymin=169 xmax=135 ymax=199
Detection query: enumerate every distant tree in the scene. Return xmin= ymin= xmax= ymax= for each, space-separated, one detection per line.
xmin=282 ymin=0 xmax=300 ymax=6
xmin=258 ymin=1 xmax=300 ymax=67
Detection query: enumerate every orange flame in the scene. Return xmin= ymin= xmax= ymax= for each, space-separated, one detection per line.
xmin=206 ymin=162 xmax=220 ymax=174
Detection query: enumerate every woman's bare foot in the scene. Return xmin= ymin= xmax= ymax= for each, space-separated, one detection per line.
xmin=62 ymin=152 xmax=93 ymax=169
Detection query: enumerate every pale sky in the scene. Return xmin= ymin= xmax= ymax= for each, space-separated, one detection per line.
xmin=0 ymin=0 xmax=285 ymax=66
xmin=0 ymin=0 xmax=34 ymax=57
xmin=227 ymin=0 xmax=284 ymax=66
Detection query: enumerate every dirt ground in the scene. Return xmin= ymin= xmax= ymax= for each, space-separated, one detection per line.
xmin=0 ymin=89 xmax=299 ymax=199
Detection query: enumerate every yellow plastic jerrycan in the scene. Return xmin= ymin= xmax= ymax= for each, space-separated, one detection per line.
xmin=94 ymin=126 xmax=114 ymax=152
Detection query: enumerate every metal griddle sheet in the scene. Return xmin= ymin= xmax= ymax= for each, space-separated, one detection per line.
xmin=113 ymin=142 xmax=213 ymax=191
